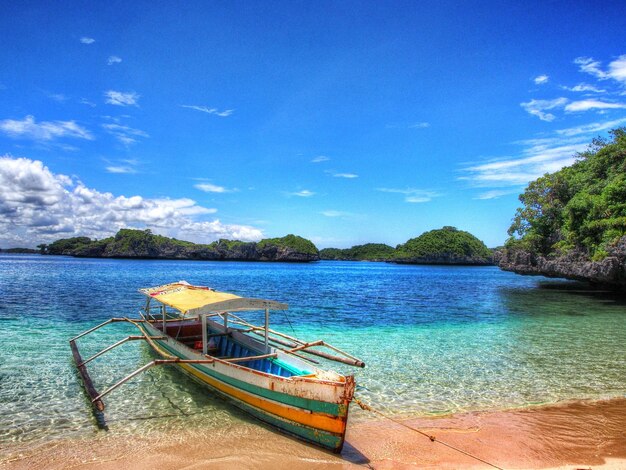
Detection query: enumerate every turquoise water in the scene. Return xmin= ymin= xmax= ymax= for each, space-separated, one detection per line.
xmin=1 ymin=254 xmax=625 ymax=454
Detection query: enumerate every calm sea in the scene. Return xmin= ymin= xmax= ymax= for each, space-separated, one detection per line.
xmin=1 ymin=254 xmax=625 ymax=455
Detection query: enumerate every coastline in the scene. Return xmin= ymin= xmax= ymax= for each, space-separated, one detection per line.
xmin=3 ymin=397 xmax=625 ymax=470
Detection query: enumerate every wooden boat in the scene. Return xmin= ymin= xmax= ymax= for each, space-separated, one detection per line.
xmin=70 ymin=281 xmax=365 ymax=452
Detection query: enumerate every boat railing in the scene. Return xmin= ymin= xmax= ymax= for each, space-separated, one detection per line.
xmin=222 ymin=312 xmax=365 ymax=368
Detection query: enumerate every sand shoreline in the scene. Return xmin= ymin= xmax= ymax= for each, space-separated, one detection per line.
xmin=2 ymin=397 xmax=625 ymax=469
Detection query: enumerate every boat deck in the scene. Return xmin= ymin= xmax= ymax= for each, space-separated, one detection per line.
xmin=153 ymin=319 xmax=313 ymax=378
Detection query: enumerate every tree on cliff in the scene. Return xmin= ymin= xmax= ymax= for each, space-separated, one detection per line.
xmin=507 ymin=127 xmax=626 ymax=259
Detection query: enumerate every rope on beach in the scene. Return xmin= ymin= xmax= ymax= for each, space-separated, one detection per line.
xmin=353 ymin=397 xmax=504 ymax=470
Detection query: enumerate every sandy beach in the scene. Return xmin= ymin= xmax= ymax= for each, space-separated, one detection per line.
xmin=3 ymin=397 xmax=625 ymax=470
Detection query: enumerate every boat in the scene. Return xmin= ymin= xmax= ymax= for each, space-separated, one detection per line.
xmin=70 ymin=281 xmax=365 ymax=452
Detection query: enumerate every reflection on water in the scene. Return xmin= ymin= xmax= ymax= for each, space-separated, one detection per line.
xmin=0 ymin=254 xmax=625 ymax=456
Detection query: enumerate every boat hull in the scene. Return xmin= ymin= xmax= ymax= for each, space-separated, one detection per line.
xmin=139 ymin=321 xmax=353 ymax=452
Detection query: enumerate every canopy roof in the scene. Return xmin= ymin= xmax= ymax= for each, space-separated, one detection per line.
xmin=140 ymin=281 xmax=288 ymax=315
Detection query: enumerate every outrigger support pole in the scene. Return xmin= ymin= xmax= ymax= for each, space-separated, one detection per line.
xmin=93 ymin=358 xmax=218 ymax=403
xmin=78 ymin=335 xmax=166 ymax=367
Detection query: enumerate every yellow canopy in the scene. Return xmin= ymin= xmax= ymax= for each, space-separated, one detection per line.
xmin=140 ymin=281 xmax=288 ymax=315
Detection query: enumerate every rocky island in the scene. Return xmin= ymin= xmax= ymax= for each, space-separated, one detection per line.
xmin=39 ymin=229 xmax=320 ymax=262
xmin=320 ymin=243 xmax=396 ymax=261
xmin=499 ymin=127 xmax=626 ymax=289
xmin=321 ymin=227 xmax=494 ymax=265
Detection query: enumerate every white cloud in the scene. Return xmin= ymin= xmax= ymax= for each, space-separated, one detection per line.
xmin=0 ymin=115 xmax=93 ymax=141
xmin=474 ymin=189 xmax=520 ymax=200
xmin=80 ymin=98 xmax=96 ymax=107
xmin=181 ymin=105 xmax=233 ymax=117
xmin=311 ymin=155 xmax=330 ymax=163
xmin=194 ymin=183 xmax=233 ymax=193
xmin=0 ymin=155 xmax=261 ymax=246
xmin=608 ymin=55 xmax=626 ymax=84
xmin=332 ymin=172 xmax=358 ymax=178
xmin=288 ymin=190 xmax=315 ymax=197
xmin=574 ymin=57 xmax=608 ymax=80
xmin=107 ymin=56 xmax=122 ymax=65
xmin=80 ymin=37 xmax=95 ymax=44
xmin=376 ymin=188 xmax=438 ymax=203
xmin=48 ymin=93 xmax=67 ymax=102
xmin=102 ymin=123 xmax=149 ymax=145
xmin=520 ymin=98 xmax=568 ymax=121
xmin=460 ymin=119 xmax=626 ymax=188
xmin=408 ymin=122 xmax=430 ymax=129
xmin=106 ymin=165 xmax=137 ymax=174
xmin=555 ymin=117 xmax=626 ymax=137
xmin=561 ymin=83 xmax=606 ymax=93
xmin=321 ymin=210 xmax=351 ymax=217
xmin=534 ymin=75 xmax=549 ymax=85
xmin=575 ymin=55 xmax=626 ymax=84
xmin=105 ymin=90 xmax=139 ymax=106
xmin=564 ymin=99 xmax=626 ymax=112
xmin=462 ymin=143 xmax=585 ymax=187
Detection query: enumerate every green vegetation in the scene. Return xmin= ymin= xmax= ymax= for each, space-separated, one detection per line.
xmin=42 ymin=229 xmax=319 ymax=260
xmin=320 ymin=243 xmax=395 ymax=261
xmin=0 ymin=247 xmax=39 ymax=254
xmin=110 ymin=229 xmax=195 ymax=253
xmin=395 ymin=226 xmax=492 ymax=261
xmin=257 ymin=234 xmax=319 ymax=256
xmin=45 ymin=236 xmax=92 ymax=255
xmin=507 ymin=128 xmax=626 ymax=259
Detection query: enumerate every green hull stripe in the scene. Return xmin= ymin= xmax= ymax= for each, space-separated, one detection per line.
xmin=181 ymin=364 xmax=344 ymax=451
xmin=233 ymin=393 xmax=344 ymax=451
xmin=154 ymin=338 xmax=344 ymax=417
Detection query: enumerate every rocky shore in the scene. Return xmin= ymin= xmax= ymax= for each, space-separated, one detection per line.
xmin=497 ymin=236 xmax=626 ymax=289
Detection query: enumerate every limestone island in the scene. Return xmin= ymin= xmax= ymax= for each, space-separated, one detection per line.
xmin=38 ymin=229 xmax=320 ymax=262
xmin=498 ymin=127 xmax=626 ymax=290
xmin=321 ymin=226 xmax=494 ymax=265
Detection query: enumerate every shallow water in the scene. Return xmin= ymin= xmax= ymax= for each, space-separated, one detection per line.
xmin=1 ymin=254 xmax=625 ymax=455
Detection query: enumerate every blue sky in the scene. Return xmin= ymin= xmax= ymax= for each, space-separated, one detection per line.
xmin=1 ymin=1 xmax=626 ymax=248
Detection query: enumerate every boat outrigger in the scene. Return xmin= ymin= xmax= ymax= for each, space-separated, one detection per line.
xmin=70 ymin=281 xmax=365 ymax=452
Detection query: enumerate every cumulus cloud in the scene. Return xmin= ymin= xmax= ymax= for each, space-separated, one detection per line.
xmin=105 ymin=90 xmax=140 ymax=106
xmin=520 ymin=98 xmax=568 ymax=121
xmin=107 ymin=55 xmax=122 ymax=65
xmin=311 ymin=156 xmax=330 ymax=163
xmin=0 ymin=115 xmax=93 ymax=141
xmin=80 ymin=37 xmax=95 ymax=44
xmin=376 ymin=188 xmax=438 ymax=203
xmin=102 ymin=123 xmax=149 ymax=145
xmin=0 ymin=156 xmax=262 ymax=246
xmin=180 ymin=105 xmax=233 ymax=117
xmin=533 ymin=75 xmax=549 ymax=85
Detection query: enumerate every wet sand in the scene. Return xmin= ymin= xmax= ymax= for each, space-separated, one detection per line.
xmin=2 ymin=398 xmax=625 ymax=469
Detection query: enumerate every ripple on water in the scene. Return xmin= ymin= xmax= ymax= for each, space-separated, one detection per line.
xmin=0 ymin=255 xmax=625 ymax=454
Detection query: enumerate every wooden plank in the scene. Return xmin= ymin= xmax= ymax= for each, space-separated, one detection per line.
xmin=70 ymin=339 xmax=105 ymax=412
